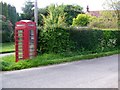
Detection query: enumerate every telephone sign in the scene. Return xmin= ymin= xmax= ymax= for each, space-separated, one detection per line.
xmin=15 ymin=20 xmax=37 ymax=62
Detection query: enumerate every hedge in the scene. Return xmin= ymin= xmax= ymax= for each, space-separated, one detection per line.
xmin=38 ymin=27 xmax=119 ymax=53
xmin=68 ymin=28 xmax=119 ymax=52
xmin=38 ymin=27 xmax=73 ymax=53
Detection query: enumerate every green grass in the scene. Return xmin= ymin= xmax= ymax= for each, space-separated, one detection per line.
xmin=1 ymin=50 xmax=120 ymax=71
xmin=0 ymin=42 xmax=15 ymax=53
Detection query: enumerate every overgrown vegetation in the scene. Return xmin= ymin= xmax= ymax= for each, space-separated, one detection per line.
xmin=38 ymin=26 xmax=119 ymax=54
xmin=0 ymin=2 xmax=19 ymax=43
xmin=37 ymin=4 xmax=119 ymax=55
xmin=1 ymin=50 xmax=119 ymax=71
xmin=38 ymin=5 xmax=73 ymax=53
xmin=0 ymin=2 xmax=19 ymax=26
xmin=1 ymin=20 xmax=14 ymax=43
xmin=20 ymin=1 xmax=34 ymax=20
xmin=38 ymin=4 xmax=83 ymax=26
xmin=88 ymin=11 xmax=118 ymax=29
xmin=72 ymin=14 xmax=92 ymax=26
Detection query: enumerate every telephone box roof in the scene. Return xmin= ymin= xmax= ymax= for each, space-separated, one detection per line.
xmin=20 ymin=20 xmax=33 ymax=23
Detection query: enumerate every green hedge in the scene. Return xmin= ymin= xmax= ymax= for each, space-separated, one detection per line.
xmin=38 ymin=27 xmax=119 ymax=53
xmin=38 ymin=27 xmax=74 ymax=53
xmin=68 ymin=28 xmax=119 ymax=52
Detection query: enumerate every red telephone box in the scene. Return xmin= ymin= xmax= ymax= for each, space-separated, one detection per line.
xmin=15 ymin=20 xmax=37 ymax=62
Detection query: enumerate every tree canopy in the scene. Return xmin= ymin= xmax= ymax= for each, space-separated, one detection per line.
xmin=38 ymin=4 xmax=83 ymax=26
xmin=72 ymin=14 xmax=92 ymax=27
xmin=20 ymin=1 xmax=34 ymax=20
xmin=104 ymin=0 xmax=120 ymax=28
xmin=0 ymin=1 xmax=19 ymax=26
xmin=0 ymin=1 xmax=19 ymax=42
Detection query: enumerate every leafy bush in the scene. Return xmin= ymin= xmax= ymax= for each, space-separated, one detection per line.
xmin=38 ymin=27 xmax=74 ymax=53
xmin=1 ymin=20 xmax=14 ymax=43
xmin=64 ymin=5 xmax=83 ymax=25
xmin=88 ymin=11 xmax=118 ymax=29
xmin=41 ymin=4 xmax=67 ymax=29
xmin=72 ymin=14 xmax=92 ymax=26
xmin=38 ymin=26 xmax=119 ymax=54
xmin=38 ymin=5 xmax=73 ymax=53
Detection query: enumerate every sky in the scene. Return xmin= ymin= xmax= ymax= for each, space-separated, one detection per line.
xmin=1 ymin=0 xmax=107 ymax=13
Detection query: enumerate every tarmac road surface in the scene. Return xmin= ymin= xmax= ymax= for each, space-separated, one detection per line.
xmin=1 ymin=54 xmax=118 ymax=88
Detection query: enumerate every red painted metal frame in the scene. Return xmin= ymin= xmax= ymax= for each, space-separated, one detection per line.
xmin=15 ymin=20 xmax=37 ymax=62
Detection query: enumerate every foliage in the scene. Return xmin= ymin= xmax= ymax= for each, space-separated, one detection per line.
xmin=72 ymin=14 xmax=92 ymax=27
xmin=20 ymin=1 xmax=34 ymax=20
xmin=64 ymin=5 xmax=83 ymax=25
xmin=104 ymin=0 xmax=120 ymax=29
xmin=38 ymin=27 xmax=74 ymax=53
xmin=0 ymin=1 xmax=19 ymax=42
xmin=0 ymin=20 xmax=14 ymax=43
xmin=0 ymin=1 xmax=19 ymax=26
xmin=88 ymin=11 xmax=118 ymax=29
xmin=38 ymin=8 xmax=48 ymax=26
xmin=38 ymin=4 xmax=83 ymax=26
xmin=41 ymin=4 xmax=67 ymax=29
xmin=68 ymin=28 xmax=119 ymax=52
xmin=2 ymin=50 xmax=119 ymax=71
xmin=38 ymin=4 xmax=73 ymax=53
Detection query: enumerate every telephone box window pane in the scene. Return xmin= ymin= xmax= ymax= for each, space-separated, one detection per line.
xmin=18 ymin=42 xmax=23 ymax=44
xmin=30 ymin=30 xmax=34 ymax=36
xmin=29 ymin=30 xmax=34 ymax=58
xmin=18 ymin=30 xmax=23 ymax=36
xmin=18 ymin=30 xmax=23 ymax=33
xmin=18 ymin=37 xmax=23 ymax=41
xmin=18 ymin=34 xmax=23 ymax=36
xmin=30 ymin=30 xmax=34 ymax=41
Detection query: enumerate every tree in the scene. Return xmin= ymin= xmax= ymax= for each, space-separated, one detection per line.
xmin=72 ymin=14 xmax=91 ymax=27
xmin=21 ymin=1 xmax=34 ymax=20
xmin=39 ymin=4 xmax=72 ymax=53
xmin=42 ymin=4 xmax=67 ymax=29
xmin=63 ymin=5 xmax=83 ymax=25
xmin=0 ymin=2 xmax=2 ymax=15
xmin=0 ymin=2 xmax=18 ymax=26
xmin=38 ymin=4 xmax=83 ymax=26
xmin=11 ymin=6 xmax=17 ymax=26
xmin=104 ymin=0 xmax=120 ymax=29
xmin=88 ymin=11 xmax=118 ymax=29
xmin=38 ymin=7 xmax=48 ymax=26
xmin=0 ymin=2 xmax=19 ymax=42
xmin=3 ymin=2 xmax=8 ymax=18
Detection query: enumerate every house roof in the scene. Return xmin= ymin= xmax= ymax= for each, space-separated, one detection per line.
xmin=87 ymin=11 xmax=101 ymax=17
xmin=86 ymin=6 xmax=101 ymax=17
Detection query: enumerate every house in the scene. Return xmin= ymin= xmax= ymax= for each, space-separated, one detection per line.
xmin=86 ymin=6 xmax=101 ymax=17
xmin=86 ymin=6 xmax=117 ymax=18
xmin=85 ymin=6 xmax=118 ymax=29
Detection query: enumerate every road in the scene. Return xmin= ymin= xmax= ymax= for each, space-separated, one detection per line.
xmin=1 ymin=54 xmax=118 ymax=88
xmin=0 ymin=52 xmax=14 ymax=57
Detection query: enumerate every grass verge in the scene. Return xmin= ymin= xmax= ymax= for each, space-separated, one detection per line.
xmin=1 ymin=50 xmax=120 ymax=71
xmin=0 ymin=42 xmax=15 ymax=53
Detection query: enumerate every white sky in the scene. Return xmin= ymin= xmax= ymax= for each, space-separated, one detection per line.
xmin=1 ymin=0 xmax=107 ymax=13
